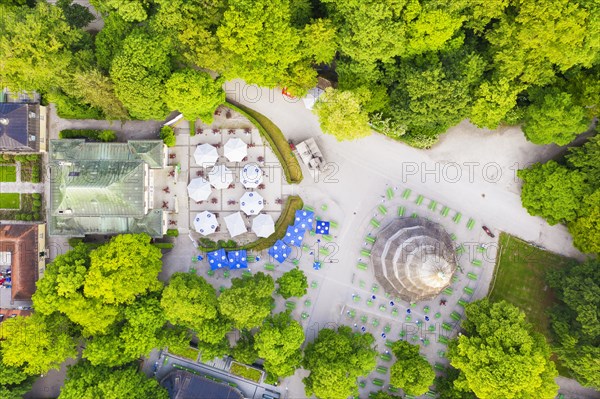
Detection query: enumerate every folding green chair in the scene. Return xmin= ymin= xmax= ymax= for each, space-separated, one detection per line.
xmin=441 ymin=206 xmax=450 ymax=217
xmin=402 ymin=189 xmax=411 ymax=199
xmin=386 ymin=187 xmax=394 ymax=200
xmin=378 ymin=205 xmax=388 ymax=215
xmin=397 ymin=206 xmax=405 ymax=216
xmin=453 ymin=212 xmax=462 ymax=223
xmin=415 ymin=195 xmax=424 ymax=205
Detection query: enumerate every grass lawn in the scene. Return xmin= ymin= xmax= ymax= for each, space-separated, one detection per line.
xmin=0 ymin=165 xmax=17 ymax=182
xmin=168 ymin=345 xmax=199 ymax=361
xmin=229 ymin=362 xmax=262 ymax=383
xmin=0 ymin=193 xmax=20 ymax=209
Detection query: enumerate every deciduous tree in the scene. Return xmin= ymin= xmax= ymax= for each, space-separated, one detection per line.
xmin=448 ymin=299 xmax=559 ymax=399
xmin=389 ymin=341 xmax=435 ymax=396
xmin=164 ymin=69 xmax=225 ymax=123
xmin=218 ymin=273 xmax=274 ymax=330
xmin=276 ymin=269 xmax=308 ymax=299
xmin=313 ymin=88 xmax=371 ymax=141
xmin=303 ymin=326 xmax=377 ymax=399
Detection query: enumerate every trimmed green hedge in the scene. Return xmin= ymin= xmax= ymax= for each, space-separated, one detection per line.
xmin=225 ymin=101 xmax=303 ymax=184
xmin=59 ymin=129 xmax=117 ymax=142
xmin=166 ymin=229 xmax=179 ymax=237
xmin=229 ymin=362 xmax=262 ymax=383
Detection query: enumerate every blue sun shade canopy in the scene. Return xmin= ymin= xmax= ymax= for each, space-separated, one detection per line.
xmin=227 ymin=250 xmax=248 ymax=269
xmin=268 ymin=240 xmax=292 ymax=263
xmin=315 ymin=220 xmax=330 ymax=235
xmin=294 ymin=209 xmax=314 ymax=230
xmin=208 ymin=248 xmax=228 ymax=270
xmin=282 ymin=224 xmax=306 ymax=247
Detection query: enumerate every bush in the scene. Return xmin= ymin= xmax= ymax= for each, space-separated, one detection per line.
xmin=32 ymin=193 xmax=41 ymax=200
xmin=68 ymin=238 xmax=84 ymax=247
xmin=160 ymin=126 xmax=176 ymax=147
xmin=166 ymin=229 xmax=179 ymax=237
xmin=33 ymin=213 xmax=40 ymax=220
xmin=59 ymin=129 xmax=118 ymax=142
xmin=49 ymin=91 xmax=104 ymax=119
xmin=33 ymin=199 xmax=42 ymax=207
xmin=153 ymin=242 xmax=174 ymax=249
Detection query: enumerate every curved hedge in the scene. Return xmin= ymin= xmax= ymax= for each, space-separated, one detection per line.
xmin=225 ymin=100 xmax=303 ymax=184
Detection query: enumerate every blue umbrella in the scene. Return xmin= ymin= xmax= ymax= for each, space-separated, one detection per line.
xmin=294 ymin=209 xmax=314 ymax=230
xmin=282 ymin=225 xmax=306 ymax=247
xmin=268 ymin=240 xmax=291 ymax=264
xmin=313 ymin=261 xmax=321 ymax=270
xmin=227 ymin=250 xmax=248 ymax=269
xmin=208 ymin=248 xmax=228 ymax=270
xmin=315 ymin=220 xmax=330 ymax=235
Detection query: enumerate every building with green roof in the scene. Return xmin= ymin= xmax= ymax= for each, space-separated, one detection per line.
xmin=48 ymin=139 xmax=167 ymax=237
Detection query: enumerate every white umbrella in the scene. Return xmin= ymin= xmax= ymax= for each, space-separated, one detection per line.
xmin=302 ymin=87 xmax=324 ymax=110
xmin=252 ymin=213 xmax=275 ymax=237
xmin=240 ymin=191 xmax=264 ymax=215
xmin=193 ymin=211 xmax=218 ymax=235
xmin=194 ymin=143 xmax=218 ymax=167
xmin=208 ymin=164 xmax=234 ymax=189
xmin=224 ymin=138 xmax=247 ymax=162
xmin=240 ymin=163 xmax=263 ymax=189
xmin=187 ymin=177 xmax=212 ymax=202
xmin=224 ymin=212 xmax=247 ymax=238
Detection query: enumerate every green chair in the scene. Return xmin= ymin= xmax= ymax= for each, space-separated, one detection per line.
xmin=428 ymin=200 xmax=437 ymax=211
xmin=367 ymin=299 xmax=374 ymax=307
xmin=360 ymin=249 xmax=371 ymax=257
xmin=397 ymin=206 xmax=405 ymax=216
xmin=442 ymin=287 xmax=453 ymax=295
xmin=223 ymin=270 xmax=230 ymax=278
xmin=450 ymin=311 xmax=461 ymax=321
xmin=361 ymin=315 xmax=368 ymax=323
xmin=453 ymin=212 xmax=462 ymax=223
xmin=434 ymin=312 xmax=441 ymax=319
xmin=476 ymin=245 xmax=486 ymax=253
xmin=372 ymin=379 xmax=384 ymax=387
xmin=441 ymin=206 xmax=450 ymax=217
xmin=311 ymin=281 xmax=318 ymax=289
xmin=371 ymin=284 xmax=379 ymax=293
xmin=207 ymin=270 xmax=215 ymax=276
xmin=391 ymin=308 xmax=398 ymax=317
xmin=458 ymin=299 xmax=469 ymax=307
xmin=365 ymin=235 xmax=376 ymax=244
xmin=442 ymin=322 xmax=452 ymax=331
xmin=450 ymin=233 xmax=457 ymax=241
xmin=242 ymin=270 xmax=252 ymax=278
xmin=378 ymin=205 xmax=388 ymax=215
xmin=330 ymin=221 xmax=338 ymax=228
xmin=384 ymin=340 xmax=394 ymax=348
xmin=428 ymin=325 xmax=435 ymax=332
xmin=292 ymin=259 xmax=300 ymax=266
xmin=379 ymin=305 xmax=386 ymax=312
xmin=357 ymin=262 xmax=368 ymax=271
xmin=463 ymin=287 xmax=474 ymax=295
xmin=301 ymin=312 xmax=309 ymax=319
xmin=304 ymin=300 xmax=312 ymax=307
xmin=423 ymin=306 xmax=430 ymax=314
xmin=386 ymin=187 xmax=394 ymax=199
xmin=370 ymin=218 xmax=380 ymax=228
xmin=411 ymin=212 xmax=418 ymax=218
xmin=466 ymin=218 xmax=475 ymax=229
xmin=372 ymin=319 xmax=379 ymax=327
xmin=438 ymin=336 xmax=449 ymax=345
xmin=285 ymin=301 xmax=296 ymax=310
xmin=321 ymin=204 xmax=328 ymax=211
xmin=352 ymin=295 xmax=361 ymax=303
xmin=415 ymin=195 xmax=424 ymax=205
xmin=264 ymin=263 xmax=275 ymax=271
xmin=405 ymin=315 xmax=412 ymax=322
xmin=303 ymin=205 xmax=315 ymax=212
xmin=467 ymin=272 xmax=478 ymax=280
xmin=471 ymin=259 xmax=482 ymax=266
xmin=376 ymin=365 xmax=388 ymax=374
xmin=319 ymin=247 xmax=330 ymax=256
xmin=384 ymin=325 xmax=391 ymax=333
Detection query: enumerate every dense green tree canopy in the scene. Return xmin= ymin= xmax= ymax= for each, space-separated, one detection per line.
xmin=303 ymin=326 xmax=377 ymax=399
xmin=389 ymin=341 xmax=435 ymax=396
xmin=449 ymin=299 xmax=558 ymax=399
xmin=232 ymin=330 xmax=258 ymax=365
xmin=0 ymin=313 xmax=77 ymax=375
xmin=313 ymin=88 xmax=372 ymax=141
xmin=0 ymin=3 xmax=82 ymax=91
xmin=522 ymin=87 xmax=591 ymax=145
xmin=110 ymin=30 xmax=172 ymax=120
xmin=254 ymin=311 xmax=305 ymax=379
xmin=59 ymin=362 xmax=169 ymax=399
xmin=0 ymin=351 xmax=35 ymax=399
xmin=518 ymin=161 xmax=589 ymax=225
xmin=164 ymin=69 xmax=225 ymax=123
xmin=276 ymin=269 xmax=308 ymax=299
xmin=547 ymin=259 xmax=600 ymax=389
xmin=218 ymin=272 xmax=274 ymax=330
xmin=568 ymin=189 xmax=600 ymax=254
xmin=84 ymin=234 xmax=163 ymax=304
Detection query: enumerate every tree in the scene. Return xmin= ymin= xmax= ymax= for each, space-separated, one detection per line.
xmin=389 ymin=341 xmax=435 ymax=396
xmin=313 ymin=88 xmax=371 ymax=141
xmin=303 ymin=326 xmax=377 ymax=399
xmin=0 ymin=313 xmax=77 ymax=376
xmin=435 ymin=367 xmax=476 ymax=399
xmin=164 ymin=69 xmax=225 ymax=123
xmin=57 ymin=0 xmax=95 ymax=29
xmin=94 ymin=13 xmax=134 ymax=71
xmin=568 ymin=189 xmax=600 ymax=254
xmin=110 ymin=30 xmax=172 ymax=120
xmin=64 ymin=69 xmax=130 ymax=120
xmin=469 ymin=77 xmax=525 ymax=129
xmin=566 ymin=134 xmax=600 ymax=184
xmin=159 ymin=126 xmax=176 ymax=147
xmin=301 ymin=19 xmax=338 ymax=64
xmin=232 ymin=330 xmax=258 ymax=365
xmin=0 ymin=352 xmax=35 ymax=399
xmin=517 ymin=161 xmax=589 ymax=225
xmin=82 ymin=296 xmax=167 ymax=366
xmin=547 ymin=259 xmax=600 ymax=388
xmin=0 ymin=3 xmax=82 ymax=91
xmin=84 ymin=234 xmax=163 ymax=305
xmin=448 ymin=299 xmax=559 ymax=399
xmin=276 ymin=269 xmax=308 ymax=299
xmin=59 ymin=362 xmax=169 ymax=399
xmin=218 ymin=273 xmax=274 ymax=330
xmin=92 ymin=0 xmax=151 ymax=22
xmin=522 ymin=87 xmax=591 ymax=145
xmin=254 ymin=311 xmax=304 ymax=379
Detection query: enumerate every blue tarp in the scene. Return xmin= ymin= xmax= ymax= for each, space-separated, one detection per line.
xmin=315 ymin=220 xmax=330 ymax=235
xmin=208 ymin=248 xmax=228 ymax=270
xmin=268 ymin=240 xmax=291 ymax=263
xmin=282 ymin=224 xmax=306 ymax=247
xmin=294 ymin=209 xmax=314 ymax=230
xmin=227 ymin=250 xmax=248 ymax=269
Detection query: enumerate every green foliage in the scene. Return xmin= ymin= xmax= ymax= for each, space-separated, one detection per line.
xmin=522 ymin=87 xmax=591 ymax=145
xmin=166 ymin=228 xmax=179 ymax=237
xmin=547 ymin=259 xmax=600 ymax=388
xmin=276 ymin=269 xmax=308 ymax=299
xmin=0 ymin=313 xmax=77 ymax=376
xmin=0 ymin=3 xmax=82 ymax=92
xmin=448 ymin=299 xmax=559 ymax=399
xmin=435 ymin=367 xmax=476 ymax=399
xmin=59 ymin=361 xmax=169 ymax=399
xmin=301 ymin=19 xmax=338 ymax=64
xmin=57 ymin=0 xmax=95 ymax=29
xmin=566 ymin=135 xmax=600 ymax=183
xmin=303 ymin=326 xmax=377 ymax=399
xmin=93 ymin=0 xmax=151 ymax=22
xmin=254 ymin=311 xmax=304 ymax=379
xmin=59 ymin=129 xmax=117 ymax=141
xmin=232 ymin=330 xmax=258 ymax=365
xmin=164 ymin=69 xmax=225 ymax=123
xmin=159 ymin=126 xmax=176 ymax=147
xmin=48 ymin=91 xmax=104 ymax=119
xmin=84 ymin=234 xmax=163 ymax=305
xmin=218 ymin=272 xmax=274 ymax=330
xmin=0 ymin=349 xmax=36 ymax=399
xmin=229 ymin=362 xmax=262 ymax=382
xmin=94 ymin=13 xmax=134 ymax=72
xmin=110 ymin=30 xmax=172 ymax=120
xmin=568 ymin=189 xmax=600 ymax=254
xmin=470 ymin=77 xmax=525 ymax=129
xmin=313 ymin=88 xmax=371 ymax=141
xmin=389 ymin=341 xmax=435 ymax=396
xmin=517 ymin=161 xmax=589 ymax=225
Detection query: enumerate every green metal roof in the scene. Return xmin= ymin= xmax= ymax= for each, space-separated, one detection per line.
xmin=48 ymin=139 xmax=165 ymax=237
